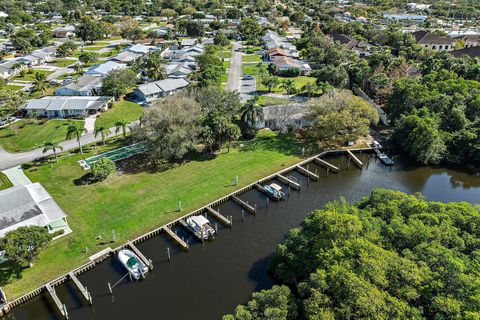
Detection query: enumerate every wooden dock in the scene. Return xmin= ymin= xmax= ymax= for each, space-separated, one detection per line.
xmin=45 ymin=284 xmax=68 ymax=319
xmin=163 ymin=226 xmax=189 ymax=250
xmin=277 ymin=174 xmax=300 ymax=190
xmin=296 ymin=165 xmax=319 ymax=180
xmin=68 ymin=272 xmax=92 ymax=305
xmin=313 ymin=157 xmax=339 ymax=173
xmin=127 ymin=241 xmax=153 ymax=270
xmin=206 ymin=207 xmax=231 ymax=227
xmin=231 ymin=195 xmax=256 ymax=214
xmin=346 ymin=150 xmax=363 ymax=168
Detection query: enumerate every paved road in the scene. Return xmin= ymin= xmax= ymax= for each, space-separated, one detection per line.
xmin=226 ymin=42 xmax=242 ymax=92
xmin=0 ymin=122 xmax=137 ymax=170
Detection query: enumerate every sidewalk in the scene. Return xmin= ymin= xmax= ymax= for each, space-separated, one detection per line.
xmin=1 ymin=166 xmax=32 ymax=186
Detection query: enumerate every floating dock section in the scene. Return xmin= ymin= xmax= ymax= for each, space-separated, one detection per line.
xmin=231 ymin=195 xmax=256 ymax=214
xmin=163 ymin=226 xmax=189 ymax=251
xmin=296 ymin=165 xmax=319 ymax=180
xmin=127 ymin=241 xmax=153 ymax=270
xmin=68 ymin=272 xmax=92 ymax=305
xmin=346 ymin=150 xmax=363 ymax=168
xmin=313 ymin=157 xmax=339 ymax=173
xmin=277 ymin=174 xmax=301 ymax=190
xmin=45 ymin=284 xmax=68 ymax=319
xmin=206 ymin=207 xmax=231 ymax=227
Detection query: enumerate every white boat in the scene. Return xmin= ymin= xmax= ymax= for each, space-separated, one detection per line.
xmin=263 ymin=183 xmax=285 ymax=201
xmin=118 ymin=249 xmax=149 ymax=280
xmin=185 ymin=215 xmax=215 ymax=240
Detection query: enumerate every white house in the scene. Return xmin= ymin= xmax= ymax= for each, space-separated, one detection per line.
xmin=134 ymin=78 xmax=189 ymax=103
xmin=85 ymin=61 xmax=127 ymax=77
xmin=0 ymin=183 xmax=71 ymax=239
xmin=23 ymin=96 xmax=112 ymax=118
xmin=55 ymin=75 xmax=102 ymax=96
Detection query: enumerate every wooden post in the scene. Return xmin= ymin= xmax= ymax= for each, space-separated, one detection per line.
xmin=266 ymin=197 xmax=269 ymax=207
xmin=326 ymin=167 xmax=329 ymax=177
xmin=241 ymin=210 xmax=245 ymax=221
xmin=167 ymin=247 xmax=171 ymax=261
xmin=108 ymin=282 xmax=112 ymax=294
xmin=112 ymin=230 xmax=116 ymax=242
xmin=178 ymin=201 xmax=182 ymax=212
xmin=215 ymin=223 xmax=218 ymax=232
xmin=347 ymin=157 xmax=351 ymax=170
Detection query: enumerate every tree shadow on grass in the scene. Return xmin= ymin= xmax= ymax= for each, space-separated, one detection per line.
xmin=0 ymin=261 xmax=23 ymax=286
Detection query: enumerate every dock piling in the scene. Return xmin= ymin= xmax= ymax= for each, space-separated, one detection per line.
xmin=231 ymin=195 xmax=256 ymax=214
xmin=68 ymin=272 xmax=93 ymax=305
xmin=163 ymin=226 xmax=189 ymax=251
xmin=346 ymin=150 xmax=363 ymax=168
xmin=206 ymin=207 xmax=231 ymax=227
xmin=296 ymin=165 xmax=319 ymax=181
xmin=167 ymin=247 xmax=171 ymax=261
xmin=127 ymin=241 xmax=153 ymax=270
xmin=277 ymin=174 xmax=300 ymax=190
xmin=45 ymin=284 xmax=68 ymax=319
xmin=313 ymin=157 xmax=339 ymax=173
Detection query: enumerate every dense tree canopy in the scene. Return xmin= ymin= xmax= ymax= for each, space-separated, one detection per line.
xmin=228 ymin=189 xmax=480 ymax=319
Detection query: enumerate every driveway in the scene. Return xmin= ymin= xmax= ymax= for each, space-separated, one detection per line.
xmin=226 ymin=42 xmax=242 ymax=92
xmin=0 ymin=121 xmax=138 ymax=170
xmin=84 ymin=114 xmax=98 ymax=133
xmin=1 ymin=166 xmax=32 ymax=186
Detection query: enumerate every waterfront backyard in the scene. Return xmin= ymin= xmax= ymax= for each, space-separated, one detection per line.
xmin=1 ymin=131 xmax=302 ymax=299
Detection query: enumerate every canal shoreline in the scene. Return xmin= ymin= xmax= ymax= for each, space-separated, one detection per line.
xmin=0 ymin=147 xmax=373 ymax=317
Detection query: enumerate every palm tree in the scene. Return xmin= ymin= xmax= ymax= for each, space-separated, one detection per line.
xmin=145 ymin=52 xmax=167 ymax=80
xmin=318 ymin=81 xmax=333 ymax=95
xmin=240 ymin=96 xmax=264 ymax=128
xmin=280 ymin=79 xmax=296 ymax=96
xmin=225 ymin=123 xmax=241 ymax=153
xmin=94 ymin=125 xmax=111 ymax=145
xmin=261 ymin=76 xmax=279 ymax=93
xmin=114 ymin=119 xmax=130 ymax=139
xmin=73 ymin=64 xmax=84 ymax=76
xmin=302 ymin=82 xmax=318 ymax=98
xmin=66 ymin=122 xmax=87 ymax=154
xmin=42 ymin=141 xmax=63 ymax=162
xmin=32 ymin=72 xmax=48 ymax=93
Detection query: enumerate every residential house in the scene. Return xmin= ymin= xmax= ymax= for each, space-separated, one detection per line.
xmin=53 ymin=25 xmax=75 ymax=38
xmin=331 ymin=33 xmax=374 ymax=57
xmin=257 ymin=104 xmax=311 ymax=130
xmin=125 ymin=43 xmax=156 ymax=54
xmin=23 ymin=96 xmax=112 ymax=118
xmin=451 ymin=47 xmax=480 ymax=59
xmin=456 ymin=34 xmax=479 ymax=48
xmin=16 ymin=49 xmax=55 ymax=66
xmin=271 ymin=56 xmax=311 ymax=75
xmin=55 ymin=75 xmax=102 ymax=96
xmin=0 ymin=183 xmax=71 ymax=239
xmin=0 ymin=60 xmax=24 ymax=78
xmin=413 ymin=31 xmax=456 ymax=51
xmin=383 ymin=13 xmax=428 ymax=23
xmin=85 ymin=61 xmax=127 ymax=77
xmin=111 ymin=51 xmax=143 ymax=63
xmin=165 ymin=62 xmax=194 ymax=78
xmin=134 ymin=78 xmax=189 ymax=103
xmin=180 ymin=39 xmax=197 ymax=48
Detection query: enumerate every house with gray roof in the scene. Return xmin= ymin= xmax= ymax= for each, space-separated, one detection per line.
xmin=55 ymin=75 xmax=102 ymax=96
xmin=165 ymin=62 xmax=195 ymax=78
xmin=0 ymin=183 xmax=71 ymax=239
xmin=23 ymin=96 xmax=113 ymax=118
xmin=134 ymin=78 xmax=189 ymax=103
xmin=111 ymin=51 xmax=143 ymax=63
xmin=85 ymin=61 xmax=127 ymax=77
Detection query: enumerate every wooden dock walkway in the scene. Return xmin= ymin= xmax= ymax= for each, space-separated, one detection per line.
xmin=277 ymin=174 xmax=301 ymax=190
xmin=206 ymin=207 xmax=231 ymax=227
xmin=127 ymin=241 xmax=153 ymax=270
xmin=231 ymin=195 xmax=256 ymax=214
xmin=313 ymin=157 xmax=339 ymax=173
xmin=346 ymin=150 xmax=363 ymax=168
xmin=296 ymin=165 xmax=319 ymax=180
xmin=163 ymin=226 xmax=189 ymax=250
xmin=45 ymin=284 xmax=68 ymax=319
xmin=68 ymin=272 xmax=92 ymax=305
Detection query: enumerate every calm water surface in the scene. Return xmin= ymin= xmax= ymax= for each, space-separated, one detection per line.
xmin=5 ymin=154 xmax=480 ymax=320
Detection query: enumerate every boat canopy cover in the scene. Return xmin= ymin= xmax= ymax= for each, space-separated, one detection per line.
xmin=127 ymin=256 xmax=139 ymax=268
xmin=269 ymin=183 xmax=282 ymax=191
xmin=189 ymin=215 xmax=210 ymax=226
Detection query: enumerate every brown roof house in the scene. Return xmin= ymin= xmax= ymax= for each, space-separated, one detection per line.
xmin=331 ymin=33 xmax=374 ymax=57
xmin=413 ymin=31 xmax=455 ymax=51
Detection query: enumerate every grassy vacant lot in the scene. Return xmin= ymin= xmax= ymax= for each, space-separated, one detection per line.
xmin=243 ymin=54 xmax=262 ymax=63
xmin=95 ymin=100 xmax=143 ymax=129
xmin=0 ymin=119 xmax=84 ymax=152
xmin=12 ymin=70 xmax=53 ymax=82
xmin=2 ymin=131 xmax=302 ymax=299
xmin=50 ymin=59 xmax=76 ymax=68
xmin=257 ymin=95 xmax=290 ymax=107
xmin=0 ymin=172 xmax=13 ymax=191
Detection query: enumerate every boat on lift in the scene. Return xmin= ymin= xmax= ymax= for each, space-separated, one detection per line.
xmin=184 ymin=215 xmax=216 ymax=240
xmin=263 ymin=183 xmax=285 ymax=201
xmin=118 ymin=249 xmax=149 ymax=280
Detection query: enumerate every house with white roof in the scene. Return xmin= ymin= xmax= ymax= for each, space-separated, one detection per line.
xmin=134 ymin=78 xmax=189 ymax=103
xmin=0 ymin=183 xmax=71 ymax=239
xmin=125 ymin=43 xmax=156 ymax=54
xmin=55 ymin=75 xmax=102 ymax=96
xmin=0 ymin=60 xmax=25 ymax=78
xmin=111 ymin=51 xmax=143 ymax=63
xmin=85 ymin=61 xmax=127 ymax=77
xmin=165 ymin=62 xmax=195 ymax=78
xmin=23 ymin=96 xmax=113 ymax=118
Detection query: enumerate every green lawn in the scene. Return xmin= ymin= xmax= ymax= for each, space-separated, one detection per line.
xmin=0 ymin=119 xmax=84 ymax=152
xmin=51 ymin=59 xmax=76 ymax=68
xmin=243 ymin=46 xmax=263 ymax=54
xmin=2 ymin=131 xmax=302 ymax=299
xmin=11 ymin=70 xmax=53 ymax=82
xmin=83 ymin=46 xmax=104 ymax=51
xmin=95 ymin=100 xmax=143 ymax=129
xmin=0 ymin=172 xmax=13 ymax=191
xmin=257 ymin=95 xmax=291 ymax=107
xmin=243 ymin=54 xmax=262 ymax=63
xmin=0 ymin=84 xmax=23 ymax=91
xmin=218 ymin=50 xmax=232 ymax=59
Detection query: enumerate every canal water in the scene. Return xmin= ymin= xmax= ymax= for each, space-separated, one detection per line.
xmin=6 ymin=154 xmax=480 ymax=320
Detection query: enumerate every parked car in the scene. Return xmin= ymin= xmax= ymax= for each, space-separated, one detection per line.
xmin=243 ymin=74 xmax=254 ymax=80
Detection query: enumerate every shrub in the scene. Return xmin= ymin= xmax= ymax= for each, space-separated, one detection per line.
xmin=92 ymin=157 xmax=116 ymax=180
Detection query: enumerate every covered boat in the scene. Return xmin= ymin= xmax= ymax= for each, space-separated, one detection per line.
xmin=185 ymin=215 xmax=215 ymax=240
xmin=263 ymin=183 xmax=285 ymax=201
xmin=118 ymin=249 xmax=149 ymax=280
xmin=378 ymin=152 xmax=394 ymax=166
